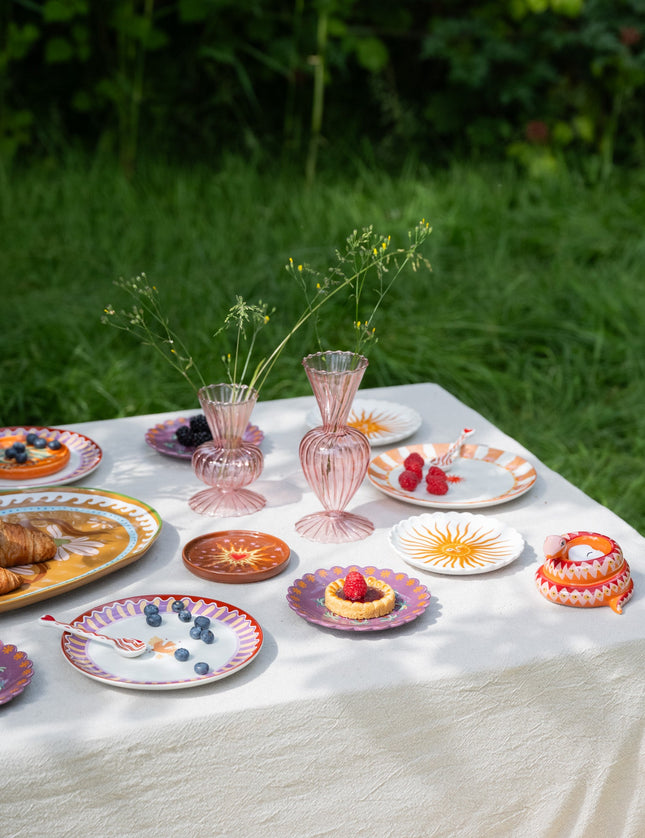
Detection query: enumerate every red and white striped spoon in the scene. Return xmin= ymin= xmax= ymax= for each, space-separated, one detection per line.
xmin=40 ymin=614 xmax=151 ymax=658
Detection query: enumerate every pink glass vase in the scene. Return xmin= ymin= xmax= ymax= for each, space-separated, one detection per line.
xmin=296 ymin=351 xmax=374 ymax=542
xmin=189 ymin=383 xmax=265 ymax=517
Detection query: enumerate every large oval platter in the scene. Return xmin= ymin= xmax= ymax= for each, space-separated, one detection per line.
xmin=0 ymin=426 xmax=102 ymax=489
xmin=60 ymin=594 xmax=263 ymax=690
xmin=0 ymin=488 xmax=162 ymax=613
xmin=368 ymin=443 xmax=536 ymax=509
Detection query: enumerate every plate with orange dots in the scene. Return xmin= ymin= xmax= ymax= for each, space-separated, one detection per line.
xmin=306 ymin=399 xmax=422 ymax=446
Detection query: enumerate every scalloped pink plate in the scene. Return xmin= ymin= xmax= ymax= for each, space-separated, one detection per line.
xmin=286 ymin=565 xmax=430 ymax=632
xmin=0 ymin=642 xmax=34 ymax=705
xmin=0 ymin=426 xmax=102 ymax=489
xmin=145 ymin=417 xmax=264 ymax=460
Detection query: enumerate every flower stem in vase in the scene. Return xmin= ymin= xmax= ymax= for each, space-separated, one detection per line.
xmin=296 ymin=351 xmax=374 ymax=542
xmin=189 ymin=383 xmax=265 ymax=517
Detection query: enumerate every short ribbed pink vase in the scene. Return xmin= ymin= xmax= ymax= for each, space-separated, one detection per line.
xmin=189 ymin=383 xmax=265 ymax=517
xmin=296 ymin=351 xmax=374 ymax=542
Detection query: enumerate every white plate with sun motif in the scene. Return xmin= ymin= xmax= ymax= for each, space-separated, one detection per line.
xmin=306 ymin=399 xmax=422 ymax=446
xmin=389 ymin=511 xmax=525 ymax=575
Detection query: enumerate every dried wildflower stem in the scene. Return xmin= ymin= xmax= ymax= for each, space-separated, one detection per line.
xmin=103 ymin=221 xmax=431 ymax=398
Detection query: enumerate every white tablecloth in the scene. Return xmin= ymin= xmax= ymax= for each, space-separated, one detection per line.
xmin=1 ymin=383 xmax=644 ymax=838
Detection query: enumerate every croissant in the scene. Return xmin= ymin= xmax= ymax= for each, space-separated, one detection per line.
xmin=0 ymin=520 xmax=57 ymax=567
xmin=0 ymin=567 xmax=24 ymax=595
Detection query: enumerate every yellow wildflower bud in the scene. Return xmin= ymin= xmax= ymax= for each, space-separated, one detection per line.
xmin=298 ymin=265 xmax=303 ymax=272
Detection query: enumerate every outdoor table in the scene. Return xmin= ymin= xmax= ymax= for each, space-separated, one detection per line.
xmin=2 ymin=382 xmax=644 ymax=838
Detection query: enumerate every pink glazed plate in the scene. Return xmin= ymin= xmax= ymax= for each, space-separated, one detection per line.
xmin=286 ymin=565 xmax=430 ymax=632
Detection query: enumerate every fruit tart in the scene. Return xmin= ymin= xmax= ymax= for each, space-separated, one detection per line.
xmin=324 ymin=570 xmax=395 ymax=619
xmin=0 ymin=432 xmax=70 ymax=480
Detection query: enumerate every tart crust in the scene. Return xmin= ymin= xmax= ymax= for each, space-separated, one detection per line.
xmin=324 ymin=576 xmax=396 ymax=619
xmin=0 ymin=435 xmax=70 ymax=480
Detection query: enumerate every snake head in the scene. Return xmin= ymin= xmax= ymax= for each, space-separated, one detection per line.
xmin=543 ymin=534 xmax=568 ymax=560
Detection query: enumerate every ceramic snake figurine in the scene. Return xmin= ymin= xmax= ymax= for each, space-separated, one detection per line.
xmin=535 ymin=531 xmax=633 ymax=614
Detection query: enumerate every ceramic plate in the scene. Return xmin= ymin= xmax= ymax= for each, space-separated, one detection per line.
xmin=0 ymin=642 xmax=34 ymax=705
xmin=286 ymin=565 xmax=430 ymax=632
xmin=0 ymin=426 xmax=102 ymax=489
xmin=183 ymin=530 xmax=290 ymax=583
xmin=60 ymin=594 xmax=263 ymax=690
xmin=145 ymin=417 xmax=264 ymax=460
xmin=306 ymin=399 xmax=422 ymax=446
xmin=389 ymin=511 xmax=525 ymax=575
xmin=368 ymin=443 xmax=536 ymax=509
xmin=0 ymin=488 xmax=162 ymax=613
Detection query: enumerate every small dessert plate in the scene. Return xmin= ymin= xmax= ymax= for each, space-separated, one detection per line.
xmin=59 ymin=594 xmax=263 ymax=690
xmin=183 ymin=530 xmax=290 ymax=583
xmin=0 ymin=426 xmax=102 ymax=489
xmin=145 ymin=417 xmax=264 ymax=460
xmin=306 ymin=399 xmax=422 ymax=446
xmin=389 ymin=511 xmax=525 ymax=575
xmin=0 ymin=642 xmax=34 ymax=705
xmin=286 ymin=565 xmax=430 ymax=632
xmin=368 ymin=443 xmax=536 ymax=509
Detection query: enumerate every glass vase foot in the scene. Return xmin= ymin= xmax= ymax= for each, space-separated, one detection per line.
xmin=295 ymin=510 xmax=374 ymax=543
xmin=189 ymin=487 xmax=266 ymax=517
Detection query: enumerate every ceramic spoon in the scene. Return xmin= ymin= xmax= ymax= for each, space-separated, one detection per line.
xmin=39 ymin=614 xmax=151 ymax=658
xmin=429 ymin=427 xmax=475 ymax=468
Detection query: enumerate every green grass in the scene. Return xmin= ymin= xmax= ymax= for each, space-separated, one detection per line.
xmin=2 ymin=152 xmax=645 ymax=534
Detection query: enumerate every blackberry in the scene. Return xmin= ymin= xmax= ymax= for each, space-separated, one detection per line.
xmin=175 ymin=425 xmax=194 ymax=447
xmin=189 ymin=414 xmax=210 ymax=434
xmin=191 ymin=429 xmax=212 ymax=446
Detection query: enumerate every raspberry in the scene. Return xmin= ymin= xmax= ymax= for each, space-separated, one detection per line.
xmin=403 ymin=452 xmax=424 ymax=474
xmin=343 ymin=571 xmax=368 ymax=601
xmin=426 ymin=465 xmax=447 ymax=481
xmin=398 ymin=469 xmax=421 ymax=491
xmin=426 ymin=476 xmax=449 ymax=495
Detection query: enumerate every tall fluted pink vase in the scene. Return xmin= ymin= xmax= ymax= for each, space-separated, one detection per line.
xmin=296 ymin=351 xmax=374 ymax=542
xmin=189 ymin=383 xmax=265 ymax=517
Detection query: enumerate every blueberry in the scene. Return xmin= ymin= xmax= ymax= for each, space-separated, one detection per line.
xmin=201 ymin=629 xmax=215 ymax=644
xmin=48 ymin=439 xmax=62 ymax=450
xmin=15 ymin=451 xmax=28 ymax=464
xmin=194 ymin=661 xmax=209 ymax=675
xmin=189 ymin=625 xmax=203 ymax=639
xmin=171 ymin=600 xmax=186 ymax=612
xmin=143 ymin=603 xmax=159 ymax=616
xmin=33 ymin=438 xmax=47 ymax=449
xmin=26 ymin=433 xmax=38 ymax=445
xmin=178 ymin=609 xmax=192 ymax=622
xmin=146 ymin=613 xmax=162 ymax=627
xmin=4 ymin=447 xmax=16 ymax=460
xmin=174 ymin=647 xmax=190 ymax=662
xmin=194 ymin=615 xmax=210 ymax=629
xmin=12 ymin=442 xmax=26 ymax=453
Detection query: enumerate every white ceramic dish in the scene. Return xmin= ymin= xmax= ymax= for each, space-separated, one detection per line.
xmin=389 ymin=511 xmax=525 ymax=575
xmin=368 ymin=442 xmax=536 ymax=509
xmin=60 ymin=594 xmax=263 ymax=690
xmin=306 ymin=399 xmax=422 ymax=446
